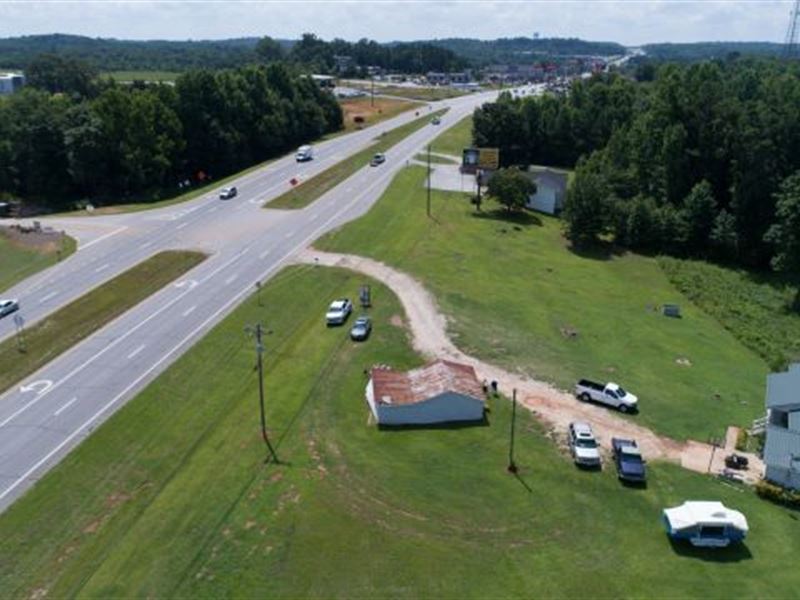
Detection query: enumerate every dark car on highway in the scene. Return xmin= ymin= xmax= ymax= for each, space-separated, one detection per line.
xmin=350 ymin=316 xmax=372 ymax=341
xmin=370 ymin=153 xmax=386 ymax=167
xmin=0 ymin=299 xmax=20 ymax=318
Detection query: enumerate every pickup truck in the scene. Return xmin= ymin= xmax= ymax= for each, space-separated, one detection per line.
xmin=611 ymin=438 xmax=647 ymax=483
xmin=575 ymin=380 xmax=638 ymax=413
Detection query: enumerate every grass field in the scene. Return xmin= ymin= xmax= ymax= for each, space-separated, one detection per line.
xmin=659 ymin=257 xmax=800 ymax=370
xmin=0 ymin=232 xmax=76 ymax=294
xmin=377 ymin=85 xmax=470 ymax=101
xmin=0 ymin=251 xmax=205 ymax=393
xmin=414 ymin=152 xmax=458 ymax=164
xmin=267 ymin=109 xmax=448 ymax=210
xmin=0 ymin=264 xmax=797 ymax=597
xmin=339 ymin=96 xmax=423 ymax=133
xmin=317 ymin=167 xmax=768 ymax=442
xmin=101 ymin=71 xmax=179 ymax=83
xmin=430 ymin=114 xmax=473 ymax=156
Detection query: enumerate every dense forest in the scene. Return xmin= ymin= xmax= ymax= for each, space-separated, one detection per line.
xmin=0 ymin=60 xmax=342 ymax=207
xmin=472 ymin=59 xmax=800 ymax=295
xmin=641 ymin=42 xmax=785 ymax=62
xmin=427 ymin=37 xmax=626 ymax=65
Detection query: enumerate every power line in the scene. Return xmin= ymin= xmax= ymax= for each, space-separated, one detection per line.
xmin=785 ymin=0 xmax=800 ymax=58
xmin=246 ymin=322 xmax=279 ymax=463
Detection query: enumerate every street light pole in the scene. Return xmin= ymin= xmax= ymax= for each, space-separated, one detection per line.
xmin=426 ymin=144 xmax=432 ymax=217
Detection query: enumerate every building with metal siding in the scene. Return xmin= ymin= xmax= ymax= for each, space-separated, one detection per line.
xmin=763 ymin=363 xmax=800 ymax=489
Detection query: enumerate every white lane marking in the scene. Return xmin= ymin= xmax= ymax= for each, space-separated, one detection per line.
xmin=79 ymin=226 xmax=128 ymax=251
xmin=309 ymin=213 xmax=319 ymax=222
xmin=208 ymin=206 xmax=218 ymax=213
xmin=283 ymin=231 xmax=294 ymax=239
xmin=235 ymin=203 xmax=248 ymax=211
xmin=200 ymin=248 xmax=249 ymax=284
xmin=38 ymin=291 xmax=57 ymax=304
xmin=176 ymin=222 xmax=189 ymax=231
xmin=0 ymin=98 xmax=494 ymax=502
xmin=127 ymin=344 xmax=146 ymax=360
xmin=182 ymin=305 xmax=196 ymax=317
xmin=224 ymin=273 xmax=239 ymax=285
xmin=0 ymin=267 xmax=204 ymax=430
xmin=19 ymin=380 xmax=53 ymax=395
xmin=141 ymin=241 xmax=154 ymax=249
xmin=259 ymin=249 xmax=271 ymax=260
xmin=54 ymin=397 xmax=77 ymax=417
xmin=94 ymin=263 xmax=109 ymax=274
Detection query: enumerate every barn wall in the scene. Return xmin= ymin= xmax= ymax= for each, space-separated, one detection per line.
xmin=376 ymin=392 xmax=484 ymax=425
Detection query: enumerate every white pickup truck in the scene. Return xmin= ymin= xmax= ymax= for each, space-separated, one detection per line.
xmin=575 ymin=379 xmax=638 ymax=413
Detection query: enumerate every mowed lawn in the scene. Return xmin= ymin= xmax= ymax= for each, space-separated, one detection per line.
xmin=317 ymin=167 xmax=769 ymax=442
xmin=0 ymin=264 xmax=797 ymax=598
xmin=0 ymin=232 xmax=76 ymax=294
xmin=430 ymin=114 xmax=473 ymax=157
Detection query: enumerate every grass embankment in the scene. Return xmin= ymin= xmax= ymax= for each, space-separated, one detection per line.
xmin=0 ymin=251 xmax=205 ymax=393
xmin=430 ymin=114 xmax=473 ymax=156
xmin=266 ymin=108 xmax=448 ymax=210
xmin=317 ymin=167 xmax=768 ymax=441
xmin=101 ymin=71 xmax=179 ymax=83
xmin=659 ymin=257 xmax=800 ymax=370
xmin=377 ymin=85 xmax=470 ymax=101
xmin=339 ymin=96 xmax=423 ymax=133
xmin=0 ymin=264 xmax=797 ymax=597
xmin=0 ymin=232 xmax=76 ymax=294
xmin=414 ymin=153 xmax=458 ymax=164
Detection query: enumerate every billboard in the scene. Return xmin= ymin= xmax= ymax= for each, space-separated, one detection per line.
xmin=461 ymin=147 xmax=499 ymax=173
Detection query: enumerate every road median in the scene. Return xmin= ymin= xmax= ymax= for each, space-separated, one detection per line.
xmin=266 ymin=108 xmax=449 ymax=210
xmin=0 ymin=250 xmax=206 ymax=394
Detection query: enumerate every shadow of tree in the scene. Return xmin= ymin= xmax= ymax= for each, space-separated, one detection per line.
xmin=470 ymin=208 xmax=542 ymax=227
xmin=567 ymin=239 xmax=626 ymax=262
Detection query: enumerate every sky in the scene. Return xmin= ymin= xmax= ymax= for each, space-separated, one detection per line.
xmin=0 ymin=0 xmax=795 ymax=46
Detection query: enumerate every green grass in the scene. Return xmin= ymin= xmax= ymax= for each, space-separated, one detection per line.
xmin=0 ymin=232 xmax=76 ymax=294
xmin=659 ymin=257 xmax=800 ymax=370
xmin=317 ymin=167 xmax=768 ymax=441
xmin=0 ymin=263 xmax=797 ymax=597
xmin=266 ymin=108 xmax=448 ymax=210
xmin=55 ymin=158 xmax=278 ymax=217
xmin=377 ymin=85 xmax=470 ymax=101
xmin=414 ymin=152 xmax=458 ymax=164
xmin=101 ymin=71 xmax=179 ymax=83
xmin=0 ymin=251 xmax=206 ymax=394
xmin=430 ymin=114 xmax=473 ymax=157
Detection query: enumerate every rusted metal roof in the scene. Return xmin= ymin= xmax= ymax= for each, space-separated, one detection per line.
xmin=370 ymin=360 xmax=484 ymax=406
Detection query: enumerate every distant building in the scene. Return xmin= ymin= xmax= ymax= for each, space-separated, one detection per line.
xmin=333 ymin=55 xmax=353 ymax=73
xmin=763 ymin=364 xmax=800 ymax=490
xmin=0 ymin=72 xmax=25 ymax=95
xmin=366 ymin=360 xmax=485 ymax=426
xmin=526 ymin=168 xmax=568 ymax=215
xmin=425 ymin=71 xmax=473 ymax=86
xmin=310 ymin=74 xmax=336 ymax=89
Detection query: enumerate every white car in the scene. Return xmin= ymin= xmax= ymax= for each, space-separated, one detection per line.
xmin=219 ymin=186 xmax=237 ymax=200
xmin=296 ymin=145 xmax=314 ymax=162
xmin=325 ymin=299 xmax=353 ymax=326
xmin=0 ymin=298 xmax=19 ymax=318
xmin=575 ymin=379 xmax=638 ymax=413
xmin=568 ymin=422 xmax=601 ymax=467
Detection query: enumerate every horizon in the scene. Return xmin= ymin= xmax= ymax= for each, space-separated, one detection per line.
xmin=0 ymin=1 xmax=795 ymax=47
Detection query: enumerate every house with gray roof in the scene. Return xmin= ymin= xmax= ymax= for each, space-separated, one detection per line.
xmin=763 ymin=363 xmax=800 ymax=490
xmin=525 ymin=168 xmax=568 ymax=215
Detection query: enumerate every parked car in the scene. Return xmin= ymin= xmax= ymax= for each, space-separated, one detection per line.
xmin=219 ymin=186 xmax=237 ymax=200
xmin=725 ymin=454 xmax=749 ymax=470
xmin=0 ymin=298 xmax=19 ymax=318
xmin=575 ymin=379 xmax=638 ymax=413
xmin=611 ymin=438 xmax=647 ymax=483
xmin=350 ymin=316 xmax=372 ymax=341
xmin=325 ymin=299 xmax=353 ymax=326
xmin=568 ymin=422 xmax=601 ymax=467
xmin=369 ymin=153 xmax=386 ymax=167
xmin=296 ymin=145 xmax=314 ymax=162
xmin=431 ymin=117 xmax=441 ymax=125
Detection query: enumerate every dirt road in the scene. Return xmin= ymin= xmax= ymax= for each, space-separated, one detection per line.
xmin=296 ymin=249 xmax=764 ymax=482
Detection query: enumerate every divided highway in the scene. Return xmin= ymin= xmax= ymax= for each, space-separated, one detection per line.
xmin=0 ymin=89 xmax=500 ymax=511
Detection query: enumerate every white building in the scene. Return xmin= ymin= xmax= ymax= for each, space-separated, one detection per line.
xmin=0 ymin=73 xmax=25 ymax=95
xmin=366 ymin=360 xmax=485 ymax=426
xmin=526 ymin=168 xmax=568 ymax=215
xmin=763 ymin=363 xmax=800 ymax=490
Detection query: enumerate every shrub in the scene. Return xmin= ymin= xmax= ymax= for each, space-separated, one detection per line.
xmin=755 ymin=480 xmax=800 ymax=509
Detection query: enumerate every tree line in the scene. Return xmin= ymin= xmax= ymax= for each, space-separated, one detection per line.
xmin=471 ymin=59 xmax=800 ymax=303
xmin=0 ymin=62 xmax=342 ymax=208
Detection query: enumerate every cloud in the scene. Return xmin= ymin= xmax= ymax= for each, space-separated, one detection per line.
xmin=0 ymin=0 xmax=792 ymax=45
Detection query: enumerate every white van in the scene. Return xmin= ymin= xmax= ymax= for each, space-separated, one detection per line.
xmin=295 ymin=145 xmax=314 ymax=162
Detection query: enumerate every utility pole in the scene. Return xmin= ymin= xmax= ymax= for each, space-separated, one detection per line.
xmin=507 ymin=388 xmax=518 ymax=473
xmin=13 ymin=313 xmax=26 ymax=353
xmin=370 ymin=74 xmax=375 ymax=107
xmin=786 ymin=0 xmax=800 ymax=58
xmin=426 ymin=144 xmax=432 ymax=217
xmin=248 ymin=323 xmax=278 ymax=463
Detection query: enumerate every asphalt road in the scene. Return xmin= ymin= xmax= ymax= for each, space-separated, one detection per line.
xmin=0 ymin=87 xmax=513 ymax=512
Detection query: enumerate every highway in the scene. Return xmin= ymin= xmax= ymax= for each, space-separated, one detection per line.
xmin=0 ymin=88 xmax=501 ymax=512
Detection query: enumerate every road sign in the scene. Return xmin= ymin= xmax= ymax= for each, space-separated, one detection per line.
xmin=478 ymin=147 xmax=500 ymax=170
xmin=13 ymin=314 xmax=24 ymax=329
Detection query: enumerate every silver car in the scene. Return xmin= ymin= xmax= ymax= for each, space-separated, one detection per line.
xmin=0 ymin=298 xmax=19 ymax=318
xmin=568 ymin=422 xmax=601 ymax=468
